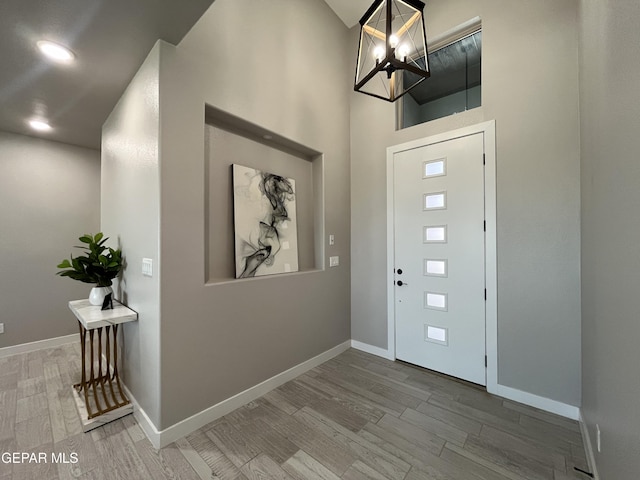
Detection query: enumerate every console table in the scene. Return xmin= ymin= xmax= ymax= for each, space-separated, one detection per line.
xmin=68 ymin=299 xmax=137 ymax=432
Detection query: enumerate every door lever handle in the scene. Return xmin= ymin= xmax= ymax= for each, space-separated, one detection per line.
xmin=396 ymin=280 xmax=408 ymax=286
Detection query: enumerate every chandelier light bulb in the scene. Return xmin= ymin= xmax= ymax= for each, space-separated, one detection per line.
xmin=373 ymin=45 xmax=385 ymax=62
xmin=389 ymin=35 xmax=399 ymax=48
xmin=398 ymin=44 xmax=411 ymax=60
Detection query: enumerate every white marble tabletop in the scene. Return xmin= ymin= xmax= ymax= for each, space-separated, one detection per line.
xmin=68 ymin=299 xmax=138 ymax=330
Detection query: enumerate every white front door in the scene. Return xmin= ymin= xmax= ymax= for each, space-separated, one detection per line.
xmin=393 ymin=133 xmax=486 ymax=385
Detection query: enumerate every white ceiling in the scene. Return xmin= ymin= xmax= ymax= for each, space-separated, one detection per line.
xmin=0 ymin=0 xmax=214 ymax=149
xmin=323 ymin=0 xmax=372 ymax=28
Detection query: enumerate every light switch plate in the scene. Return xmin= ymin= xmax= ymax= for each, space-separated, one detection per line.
xmin=329 ymin=234 xmax=335 ymax=246
xmin=329 ymin=256 xmax=339 ymax=267
xmin=142 ymin=258 xmax=153 ymax=277
xmin=0 ymin=323 xmax=4 ymax=334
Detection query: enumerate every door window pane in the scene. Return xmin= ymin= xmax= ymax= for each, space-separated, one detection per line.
xmin=425 ymin=292 xmax=448 ymax=311
xmin=424 ymin=225 xmax=447 ymax=243
xmin=423 ymin=159 xmax=446 ymax=178
xmin=424 ymin=192 xmax=446 ymax=210
xmin=424 ymin=259 xmax=447 ymax=277
xmin=425 ymin=325 xmax=448 ymax=345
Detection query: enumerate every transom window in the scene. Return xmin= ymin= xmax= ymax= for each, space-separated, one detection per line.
xmin=398 ymin=19 xmax=482 ymax=129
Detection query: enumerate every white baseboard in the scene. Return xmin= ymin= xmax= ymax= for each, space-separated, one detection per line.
xmin=350 ymin=340 xmax=394 ymax=360
xmin=490 ymin=383 xmax=580 ymax=420
xmin=579 ymin=411 xmax=600 ymax=479
xmin=0 ymin=334 xmax=76 ymax=359
xmin=121 ymin=382 xmax=163 ymax=449
xmin=126 ymin=340 xmax=351 ymax=449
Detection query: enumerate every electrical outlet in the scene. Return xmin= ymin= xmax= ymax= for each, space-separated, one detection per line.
xmin=0 ymin=323 xmax=4 ymax=334
xmin=596 ymin=424 xmax=601 ymax=453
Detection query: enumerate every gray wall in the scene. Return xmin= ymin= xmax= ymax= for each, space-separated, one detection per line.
xmin=350 ymin=0 xmax=582 ymax=406
xmin=101 ymin=45 xmax=162 ymax=426
xmin=580 ymin=0 xmax=640 ymax=478
xmin=98 ymin=0 xmax=351 ymax=430
xmin=156 ymin=0 xmax=351 ymax=429
xmin=0 ymin=131 xmax=100 ymax=348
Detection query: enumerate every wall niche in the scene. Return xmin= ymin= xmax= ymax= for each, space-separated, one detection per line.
xmin=204 ymin=105 xmax=325 ymax=284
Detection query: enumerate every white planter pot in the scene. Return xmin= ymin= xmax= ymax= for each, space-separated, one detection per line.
xmin=89 ymin=286 xmax=113 ymax=306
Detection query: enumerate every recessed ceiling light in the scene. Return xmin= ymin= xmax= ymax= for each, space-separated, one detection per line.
xmin=28 ymin=119 xmax=52 ymax=132
xmin=37 ymin=40 xmax=75 ymax=63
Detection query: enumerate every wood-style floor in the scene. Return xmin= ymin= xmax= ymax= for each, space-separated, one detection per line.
xmin=0 ymin=344 xmax=589 ymax=480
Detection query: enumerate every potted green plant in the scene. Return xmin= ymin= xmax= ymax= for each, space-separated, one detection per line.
xmin=57 ymin=233 xmax=123 ymax=305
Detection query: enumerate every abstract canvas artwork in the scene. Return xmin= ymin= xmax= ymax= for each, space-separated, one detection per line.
xmin=232 ymin=164 xmax=299 ymax=278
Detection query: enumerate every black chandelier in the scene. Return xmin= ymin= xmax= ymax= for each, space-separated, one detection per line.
xmin=354 ymin=0 xmax=430 ymax=102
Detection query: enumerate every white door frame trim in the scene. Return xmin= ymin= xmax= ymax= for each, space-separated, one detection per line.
xmin=386 ymin=120 xmax=498 ymax=392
